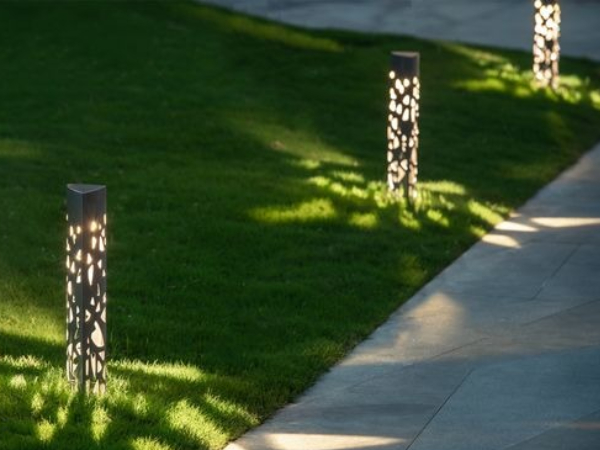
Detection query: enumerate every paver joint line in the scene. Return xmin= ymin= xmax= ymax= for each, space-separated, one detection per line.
xmin=521 ymin=298 xmax=600 ymax=327
xmin=501 ymin=407 xmax=600 ymax=450
xmin=531 ymin=243 xmax=581 ymax=300
xmin=405 ymin=369 xmax=474 ymax=450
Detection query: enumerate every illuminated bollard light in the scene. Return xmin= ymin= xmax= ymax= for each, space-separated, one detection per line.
xmin=533 ymin=0 xmax=561 ymax=88
xmin=66 ymin=184 xmax=107 ymax=394
xmin=387 ymin=52 xmax=420 ymax=199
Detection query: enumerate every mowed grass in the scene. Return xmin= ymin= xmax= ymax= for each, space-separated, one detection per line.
xmin=1 ymin=2 xmax=600 ymax=449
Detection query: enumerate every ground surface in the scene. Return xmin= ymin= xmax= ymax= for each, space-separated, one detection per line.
xmin=0 ymin=2 xmax=599 ymax=450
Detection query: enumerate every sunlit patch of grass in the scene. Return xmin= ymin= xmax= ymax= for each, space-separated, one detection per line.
xmin=398 ymin=208 xmax=422 ymax=231
xmin=470 ymin=225 xmax=488 ymax=238
xmin=425 ymin=209 xmax=450 ymax=228
xmin=9 ymin=373 xmax=27 ymax=389
xmin=330 ymin=170 xmax=365 ymax=184
xmin=291 ymin=158 xmax=321 ymax=170
xmin=252 ymin=164 xmax=507 ymax=234
xmin=306 ymin=175 xmax=371 ymax=200
xmin=446 ymin=42 xmax=600 ymax=108
xmin=112 ymin=359 xmax=205 ymax=383
xmin=91 ymin=404 xmax=111 ymax=441
xmin=250 ymin=198 xmax=337 ymax=223
xmin=467 ymin=199 xmax=507 ymax=226
xmin=131 ymin=437 xmax=173 ymax=450
xmin=167 ymin=400 xmax=226 ymax=447
xmin=2 ymin=355 xmax=46 ymax=371
xmin=419 ymin=181 xmax=467 ymax=196
xmin=348 ymin=212 xmax=378 ymax=229
xmin=0 ymin=354 xmax=258 ymax=450
xmin=36 ymin=419 xmax=57 ymax=443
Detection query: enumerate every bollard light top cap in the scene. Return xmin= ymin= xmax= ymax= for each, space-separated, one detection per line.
xmin=390 ymin=51 xmax=420 ymax=77
xmin=67 ymin=184 xmax=106 ymax=194
xmin=391 ymin=51 xmax=419 ymax=58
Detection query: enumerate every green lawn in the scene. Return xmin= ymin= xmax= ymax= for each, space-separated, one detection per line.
xmin=1 ymin=2 xmax=599 ymax=449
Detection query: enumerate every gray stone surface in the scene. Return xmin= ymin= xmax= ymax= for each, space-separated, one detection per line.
xmin=506 ymin=410 xmax=600 ymax=450
xmin=410 ymin=347 xmax=600 ymax=450
xmin=227 ymin=142 xmax=600 ymax=450
xmin=199 ymin=0 xmax=600 ymax=61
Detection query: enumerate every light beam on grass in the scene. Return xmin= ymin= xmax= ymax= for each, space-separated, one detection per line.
xmin=66 ymin=184 xmax=107 ymax=394
xmin=533 ymin=0 xmax=561 ymax=88
xmin=250 ymin=198 xmax=337 ymax=224
xmin=387 ymin=52 xmax=420 ymax=199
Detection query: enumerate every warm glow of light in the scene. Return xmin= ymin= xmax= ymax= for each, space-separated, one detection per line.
xmin=131 ymin=437 xmax=172 ymax=450
xmin=496 ymin=221 xmax=538 ymax=232
xmin=113 ymin=359 xmax=205 ymax=382
xmin=9 ymin=374 xmax=27 ymax=389
xmin=91 ymin=405 xmax=110 ymax=442
xmin=87 ymin=264 xmax=95 ymax=286
xmin=250 ymin=198 xmax=337 ymax=224
xmin=349 ymin=212 xmax=378 ymax=229
xmin=167 ymin=400 xmax=228 ymax=447
xmin=228 ymin=434 xmax=406 ymax=450
xmin=482 ymin=233 xmax=522 ymax=248
xmin=531 ymin=217 xmax=600 ymax=228
xmin=66 ymin=185 xmax=107 ymax=394
xmin=533 ymin=0 xmax=560 ymax=88
xmin=340 ymin=290 xmax=467 ymax=368
xmin=35 ymin=420 xmax=56 ymax=443
xmin=387 ymin=69 xmax=420 ymax=197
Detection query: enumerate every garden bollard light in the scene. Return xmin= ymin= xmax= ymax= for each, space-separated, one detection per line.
xmin=387 ymin=52 xmax=420 ymax=199
xmin=66 ymin=184 xmax=107 ymax=394
xmin=533 ymin=0 xmax=561 ymax=88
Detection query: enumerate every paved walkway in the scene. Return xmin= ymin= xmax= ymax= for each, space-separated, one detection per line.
xmin=200 ymin=0 xmax=600 ymax=61
xmin=227 ymin=141 xmax=600 ymax=449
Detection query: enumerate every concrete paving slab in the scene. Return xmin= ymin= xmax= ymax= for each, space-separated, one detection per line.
xmin=409 ymin=347 xmax=600 ymax=450
xmin=226 ymin=141 xmax=600 ymax=450
xmin=442 ymin=300 xmax=600 ymax=365
xmin=422 ymin=241 xmax=576 ymax=298
xmin=199 ymin=0 xmax=600 ymax=61
xmin=537 ymin=256 xmax=600 ymax=301
xmin=506 ymin=409 xmax=600 ymax=450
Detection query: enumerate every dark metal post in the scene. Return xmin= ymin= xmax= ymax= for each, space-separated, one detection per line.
xmin=533 ymin=0 xmax=560 ymax=88
xmin=387 ymin=52 xmax=420 ymax=199
xmin=66 ymin=184 xmax=107 ymax=394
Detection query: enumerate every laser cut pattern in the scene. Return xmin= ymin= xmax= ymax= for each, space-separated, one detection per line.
xmin=533 ymin=0 xmax=560 ymax=88
xmin=66 ymin=184 xmax=107 ymax=394
xmin=387 ymin=52 xmax=420 ymax=198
